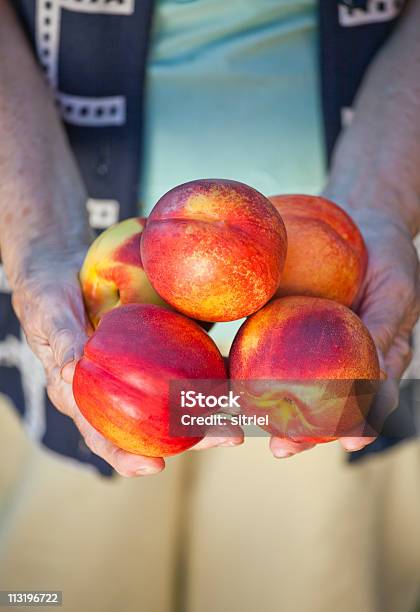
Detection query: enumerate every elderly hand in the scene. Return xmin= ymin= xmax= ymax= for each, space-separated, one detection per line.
xmin=270 ymin=203 xmax=420 ymax=459
xmin=11 ymin=248 xmax=243 ymax=477
xmin=271 ymin=0 xmax=420 ymax=458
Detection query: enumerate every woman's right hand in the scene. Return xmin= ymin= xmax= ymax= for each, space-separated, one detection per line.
xmin=12 ymin=248 xmax=243 ymax=477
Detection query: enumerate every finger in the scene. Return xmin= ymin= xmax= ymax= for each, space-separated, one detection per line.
xmin=42 ymin=295 xmax=89 ymax=371
xmin=338 ymin=409 xmax=378 ymax=450
xmin=358 ymin=266 xmax=418 ymax=361
xmin=191 ymin=423 xmax=244 ymax=450
xmin=47 ymin=378 xmax=164 ymax=477
xmin=49 ymin=324 xmax=88 ymax=373
xmin=61 ymin=360 xmax=77 ymax=384
xmin=384 ymin=327 xmax=413 ymax=380
xmin=31 ymin=341 xmax=82 ymax=403
xmin=270 ymin=436 xmax=315 ymax=459
xmin=339 ymin=375 xmax=400 ymax=451
xmin=73 ymin=411 xmax=165 ymax=478
xmin=360 ymin=297 xmax=406 ymax=361
xmin=339 ymin=437 xmax=376 ymax=452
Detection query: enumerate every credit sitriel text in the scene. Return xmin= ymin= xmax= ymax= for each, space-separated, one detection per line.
xmin=180 ymin=414 xmax=269 ymax=427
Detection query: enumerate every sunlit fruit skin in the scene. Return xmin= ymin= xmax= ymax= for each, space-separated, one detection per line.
xmin=229 ymin=296 xmax=380 ymax=442
xmin=269 ymin=195 xmax=368 ymax=307
xmin=141 ymin=179 xmax=288 ymax=322
xmin=73 ymin=304 xmax=227 ymax=457
xmin=80 ymin=218 xmax=166 ymax=328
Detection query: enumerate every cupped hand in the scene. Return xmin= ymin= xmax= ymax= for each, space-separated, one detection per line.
xmin=12 ymin=249 xmax=243 ymax=476
xmin=270 ymin=208 xmax=420 ymax=459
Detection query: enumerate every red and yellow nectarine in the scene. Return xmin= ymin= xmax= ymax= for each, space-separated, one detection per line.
xmin=80 ymin=218 xmax=165 ymax=328
xmin=73 ymin=304 xmax=226 ymax=457
xmin=141 ymin=179 xmax=287 ymax=322
xmin=270 ymin=195 xmax=367 ymax=306
xmin=229 ymin=296 xmax=380 ymax=442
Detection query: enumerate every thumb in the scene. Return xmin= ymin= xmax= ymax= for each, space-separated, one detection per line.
xmin=61 ymin=358 xmax=80 ymax=385
xmin=47 ymin=311 xmax=88 ymax=383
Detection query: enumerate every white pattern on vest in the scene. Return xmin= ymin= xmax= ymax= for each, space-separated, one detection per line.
xmin=35 ymin=0 xmax=134 ymax=126
xmin=338 ymin=0 xmax=404 ymax=27
xmin=0 ymin=269 xmax=48 ymax=441
xmin=87 ymin=199 xmax=120 ymax=229
xmin=0 ymin=331 xmax=46 ymax=441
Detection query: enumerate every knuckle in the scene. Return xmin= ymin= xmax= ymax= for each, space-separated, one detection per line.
xmin=49 ymin=327 xmax=74 ymax=353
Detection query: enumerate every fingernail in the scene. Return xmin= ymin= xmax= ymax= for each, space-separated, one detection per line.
xmin=135 ymin=466 xmax=160 ymax=476
xmin=343 ymin=442 xmax=366 ymax=452
xmin=219 ymin=439 xmax=239 ymax=447
xmin=273 ymin=450 xmax=293 ymax=459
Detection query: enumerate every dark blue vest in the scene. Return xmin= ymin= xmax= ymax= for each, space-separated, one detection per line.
xmin=2 ymin=0 xmax=413 ymax=474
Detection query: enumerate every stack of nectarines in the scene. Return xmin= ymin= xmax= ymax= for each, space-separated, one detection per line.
xmin=73 ymin=179 xmax=379 ymax=457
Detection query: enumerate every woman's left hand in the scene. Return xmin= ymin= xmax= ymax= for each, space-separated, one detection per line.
xmin=270 ymin=202 xmax=420 ymax=459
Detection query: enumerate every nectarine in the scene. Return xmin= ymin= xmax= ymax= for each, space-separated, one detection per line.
xmin=73 ymin=304 xmax=227 ymax=457
xmin=141 ymin=179 xmax=287 ymax=322
xmin=229 ymin=296 xmax=380 ymax=442
xmin=270 ymin=195 xmax=367 ymax=306
xmin=80 ymin=218 xmax=165 ymax=328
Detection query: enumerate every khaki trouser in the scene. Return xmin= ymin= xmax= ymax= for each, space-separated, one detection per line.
xmin=0 ymin=397 xmax=420 ymax=612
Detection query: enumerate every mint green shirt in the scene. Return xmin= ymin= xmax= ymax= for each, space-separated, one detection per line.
xmin=139 ymin=0 xmax=326 ymax=213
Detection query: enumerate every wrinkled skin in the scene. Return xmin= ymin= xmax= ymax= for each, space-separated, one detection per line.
xmin=2 ymin=0 xmax=420 ymax=471
xmin=0 ymin=2 xmax=242 ymax=478
xmin=269 ymin=210 xmax=420 ymax=458
xmin=271 ymin=0 xmax=420 ymax=458
xmin=12 ymin=251 xmax=243 ymax=477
